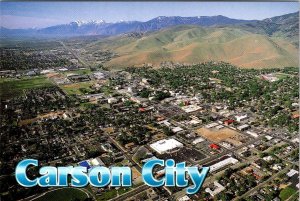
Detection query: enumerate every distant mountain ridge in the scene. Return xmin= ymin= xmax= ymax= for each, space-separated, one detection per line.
xmin=232 ymin=12 xmax=299 ymax=46
xmin=0 ymin=14 xmax=259 ymax=37
xmin=1 ymin=12 xmax=298 ymax=68
xmin=1 ymin=12 xmax=298 ymax=43
xmin=36 ymin=15 xmax=257 ymax=36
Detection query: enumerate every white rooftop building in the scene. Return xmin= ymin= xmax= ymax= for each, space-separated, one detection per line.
xmin=178 ymin=195 xmax=190 ymax=201
xmin=210 ymin=156 xmax=239 ymax=172
xmin=287 ymin=169 xmax=299 ymax=177
xmin=181 ymin=105 xmax=202 ymax=113
xmin=246 ymin=131 xmax=258 ymax=138
xmin=192 ymin=137 xmax=205 ymax=145
xmin=235 ymin=114 xmax=248 ymax=122
xmin=90 ymin=157 xmax=105 ymax=166
xmin=205 ymin=181 xmax=225 ymax=197
xmin=206 ymin=122 xmax=219 ymax=128
xmin=93 ymin=72 xmax=105 ymax=80
xmin=150 ymin=139 xmax=183 ymax=154
xmin=108 ymin=97 xmax=118 ymax=104
xmin=172 ymin=126 xmax=183 ymax=133
xmin=237 ymin=124 xmax=250 ymax=131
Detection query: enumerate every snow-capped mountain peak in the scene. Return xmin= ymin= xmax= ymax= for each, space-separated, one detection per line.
xmin=71 ymin=20 xmax=106 ymax=26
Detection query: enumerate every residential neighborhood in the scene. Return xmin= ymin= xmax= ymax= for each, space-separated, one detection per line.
xmin=0 ymin=60 xmax=298 ymax=201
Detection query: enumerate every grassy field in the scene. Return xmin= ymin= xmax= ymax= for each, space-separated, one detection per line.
xmin=63 ymin=68 xmax=92 ymax=76
xmin=35 ymin=188 xmax=89 ymax=201
xmin=274 ymin=72 xmax=291 ymax=80
xmin=0 ymin=76 xmax=54 ymax=100
xmin=96 ymin=188 xmax=131 ymax=201
xmin=60 ymin=81 xmax=94 ymax=95
xmin=288 ymin=191 xmax=299 ymax=201
xmin=279 ymin=186 xmax=298 ymax=200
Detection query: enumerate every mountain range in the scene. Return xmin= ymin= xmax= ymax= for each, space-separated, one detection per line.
xmin=1 ymin=12 xmax=298 ymax=68
xmin=1 ymin=13 xmax=296 ymax=38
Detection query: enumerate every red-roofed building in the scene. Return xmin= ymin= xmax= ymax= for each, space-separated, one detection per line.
xmin=139 ymin=108 xmax=146 ymax=112
xmin=210 ymin=144 xmax=220 ymax=150
xmin=224 ymin=119 xmax=235 ymax=126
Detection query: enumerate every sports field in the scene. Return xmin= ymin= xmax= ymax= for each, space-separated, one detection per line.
xmin=60 ymin=81 xmax=94 ymax=95
xmin=0 ymin=76 xmax=53 ymax=99
xmin=34 ymin=188 xmax=89 ymax=201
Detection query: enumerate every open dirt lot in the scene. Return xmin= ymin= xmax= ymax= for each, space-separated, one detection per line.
xmin=196 ymin=127 xmax=246 ymax=146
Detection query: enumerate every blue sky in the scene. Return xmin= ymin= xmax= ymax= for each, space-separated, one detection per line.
xmin=0 ymin=2 xmax=298 ymax=29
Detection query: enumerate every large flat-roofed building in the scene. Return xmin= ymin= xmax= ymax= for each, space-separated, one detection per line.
xmin=208 ymin=156 xmax=239 ymax=172
xmin=150 ymin=139 xmax=183 ymax=154
xmin=181 ymin=105 xmax=202 ymax=113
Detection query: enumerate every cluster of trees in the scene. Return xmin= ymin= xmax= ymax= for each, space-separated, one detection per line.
xmin=218 ymin=167 xmax=259 ymax=199
xmin=1 ymin=48 xmax=72 ymax=71
xmin=2 ymin=87 xmax=77 ymax=121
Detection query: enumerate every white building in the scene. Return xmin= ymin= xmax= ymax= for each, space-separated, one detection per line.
xmin=206 ymin=122 xmax=219 ymax=128
xmin=108 ymin=97 xmax=118 ymax=104
xmin=177 ymin=195 xmax=190 ymax=201
xmin=246 ymin=131 xmax=258 ymax=138
xmin=216 ymin=125 xmax=224 ymax=130
xmin=90 ymin=157 xmax=105 ymax=166
xmin=235 ymin=114 xmax=248 ymax=122
xmin=41 ymin=69 xmax=55 ymax=74
xmin=181 ymin=105 xmax=202 ymax=113
xmin=192 ymin=137 xmax=205 ymax=145
xmin=93 ymin=72 xmax=105 ymax=80
xmin=150 ymin=139 xmax=183 ymax=154
xmin=205 ymin=181 xmax=225 ymax=197
xmin=209 ymin=156 xmax=239 ymax=172
xmin=237 ymin=124 xmax=250 ymax=131
xmin=172 ymin=126 xmax=183 ymax=133
xmin=58 ymin=68 xmax=68 ymax=72
xmin=263 ymin=156 xmax=273 ymax=162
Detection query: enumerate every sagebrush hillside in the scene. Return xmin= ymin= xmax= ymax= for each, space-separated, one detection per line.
xmin=86 ymin=25 xmax=298 ymax=68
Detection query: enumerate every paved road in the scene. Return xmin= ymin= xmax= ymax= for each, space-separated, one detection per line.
xmin=104 ymin=132 xmax=142 ymax=173
xmin=59 ymin=41 xmax=89 ymax=67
